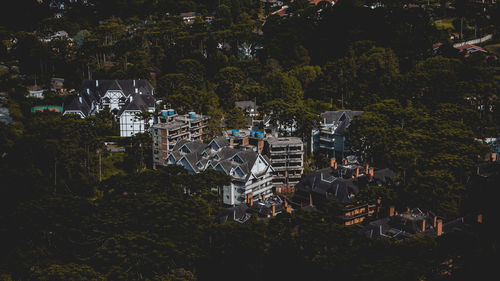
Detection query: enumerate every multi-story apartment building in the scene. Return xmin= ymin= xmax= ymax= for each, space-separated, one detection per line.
xmin=151 ymin=110 xmax=208 ymax=166
xmin=165 ymin=138 xmax=274 ymax=205
xmin=311 ymin=110 xmax=363 ymax=159
xmin=264 ymin=137 xmax=304 ymax=189
xmin=221 ymin=129 xmax=305 ymax=189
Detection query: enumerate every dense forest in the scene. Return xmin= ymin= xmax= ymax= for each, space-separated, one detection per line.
xmin=1 ymin=0 xmax=500 ymax=280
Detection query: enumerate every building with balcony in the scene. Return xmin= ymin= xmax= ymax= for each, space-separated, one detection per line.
xmin=264 ymin=136 xmax=304 ymax=189
xmin=311 ymin=110 xmax=363 ymax=159
xmin=151 ymin=110 xmax=208 ymax=166
xmin=165 ymin=138 xmax=275 ymax=206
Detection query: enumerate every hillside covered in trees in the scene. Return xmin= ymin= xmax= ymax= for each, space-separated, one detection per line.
xmin=1 ymin=0 xmax=500 ymax=280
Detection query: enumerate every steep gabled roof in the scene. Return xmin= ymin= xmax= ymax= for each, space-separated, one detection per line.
xmin=80 ymin=80 xmax=154 ymax=100
xmin=63 ymin=95 xmax=91 ymax=116
xmin=294 ymin=167 xmax=360 ymax=204
xmin=210 ymin=137 xmax=229 ymax=150
xmin=215 ymin=204 xmax=251 ymax=224
xmin=320 ymin=110 xmax=363 ymax=125
xmin=118 ymin=93 xmax=156 ymax=117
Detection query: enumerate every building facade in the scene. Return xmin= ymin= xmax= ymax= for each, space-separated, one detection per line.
xmin=151 ymin=110 xmax=208 ymax=166
xmin=62 ymin=80 xmax=156 ymax=137
xmin=264 ymin=137 xmax=304 ymax=189
xmin=164 ymin=139 xmax=275 ymax=206
xmin=293 ymin=157 xmax=396 ymax=226
xmin=118 ymin=93 xmax=156 ymax=137
xmin=311 ymin=110 xmax=363 ymax=159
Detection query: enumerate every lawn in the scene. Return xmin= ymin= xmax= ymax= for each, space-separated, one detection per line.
xmin=484 ymin=43 xmax=500 ymax=57
xmin=434 ymin=18 xmax=455 ymax=30
xmin=101 ymin=151 xmax=127 ymax=180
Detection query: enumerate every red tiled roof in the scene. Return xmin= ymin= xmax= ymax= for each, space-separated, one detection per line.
xmin=455 ymin=44 xmax=487 ymax=53
xmin=433 ymin=43 xmax=443 ymax=50
xmin=309 ymin=0 xmax=335 ymax=4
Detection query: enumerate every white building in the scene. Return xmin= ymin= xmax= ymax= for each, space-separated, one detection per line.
xmin=165 ymin=139 xmax=275 ymax=205
xmin=118 ymin=93 xmax=156 ymax=137
xmin=63 ymin=80 xmax=156 ymax=137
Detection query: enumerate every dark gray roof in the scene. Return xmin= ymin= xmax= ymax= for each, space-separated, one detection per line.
xmin=118 ymin=93 xmax=156 ymax=116
xmin=211 ymin=137 xmax=229 ymax=149
xmin=373 ymin=168 xmax=397 ymax=184
xmin=63 ymin=94 xmax=91 ymax=116
xmin=216 ymin=204 xmax=251 ymax=224
xmin=80 ymin=80 xmax=154 ymax=99
xmin=294 ymin=167 xmax=360 ymax=204
xmin=320 ymin=110 xmax=363 ymax=125
xmin=172 ymin=139 xmax=191 ymax=151
xmin=168 ymin=138 xmax=271 ymax=181
xmin=235 ymin=100 xmax=258 ymax=112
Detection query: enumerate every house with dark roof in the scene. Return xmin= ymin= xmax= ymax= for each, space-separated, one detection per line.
xmin=118 ymin=92 xmax=156 ymax=137
xmin=293 ymin=157 xmax=397 ymax=225
xmin=62 ymin=80 xmax=155 ymax=137
xmin=165 ymin=138 xmax=275 ymax=206
xmin=311 ymin=110 xmax=363 ymax=159
xmin=360 ymin=206 xmax=481 ymax=240
xmin=235 ymin=100 xmax=258 ymax=117
xmin=216 ymin=194 xmax=292 ymax=223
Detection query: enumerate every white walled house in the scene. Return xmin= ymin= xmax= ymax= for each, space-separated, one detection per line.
xmin=118 ymin=93 xmax=155 ymax=137
xmin=165 ymin=139 xmax=275 ymax=205
xmin=62 ymin=80 xmax=156 ymax=137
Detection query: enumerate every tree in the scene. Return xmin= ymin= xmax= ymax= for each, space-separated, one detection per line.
xmin=224 ymin=107 xmax=247 ymax=130
xmin=31 ymin=264 xmax=105 ymax=281
xmin=215 ymin=67 xmax=245 ymax=109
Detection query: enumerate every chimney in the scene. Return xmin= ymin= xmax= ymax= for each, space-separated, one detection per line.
xmin=79 ymin=96 xmax=82 ymax=103
xmin=492 ymin=153 xmax=497 ymax=162
xmin=135 ymin=88 xmax=138 ymax=94
xmin=247 ymin=193 xmax=253 ymax=206
xmin=436 ymin=219 xmax=443 ymax=236
xmin=133 ymin=80 xmax=136 ymax=87
xmin=86 ymin=88 xmax=90 ymax=95
xmin=286 ymin=204 xmax=292 ymax=214
xmin=365 ymin=163 xmax=369 ymax=174
xmin=262 ymin=194 xmax=266 ymax=202
xmin=130 ymin=96 xmax=133 ymax=102
xmin=389 ymin=206 xmax=395 ymax=217
xmin=343 ymin=159 xmax=348 ymax=165
xmin=272 ymin=205 xmax=276 ymax=217
xmin=369 ymin=168 xmax=374 ymax=181
xmin=420 ymin=219 xmax=426 ymax=232
xmin=96 ymin=80 xmax=98 ymax=87
xmin=433 ymin=215 xmax=437 ymax=228
xmin=355 ymin=167 xmax=359 ymax=178
xmin=477 ymin=214 xmax=483 ymax=223
xmin=229 ymin=138 xmax=234 ymax=148
xmin=309 ymin=193 xmax=313 ymax=207
xmin=330 ymin=158 xmax=336 ymax=168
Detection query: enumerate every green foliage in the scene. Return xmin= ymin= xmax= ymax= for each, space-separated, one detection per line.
xmin=224 ymin=107 xmax=247 ymax=129
xmin=31 ymin=264 xmax=105 ymax=281
xmin=1 ymin=2 xmax=499 ymax=280
xmin=349 ymin=99 xmax=490 ymax=217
